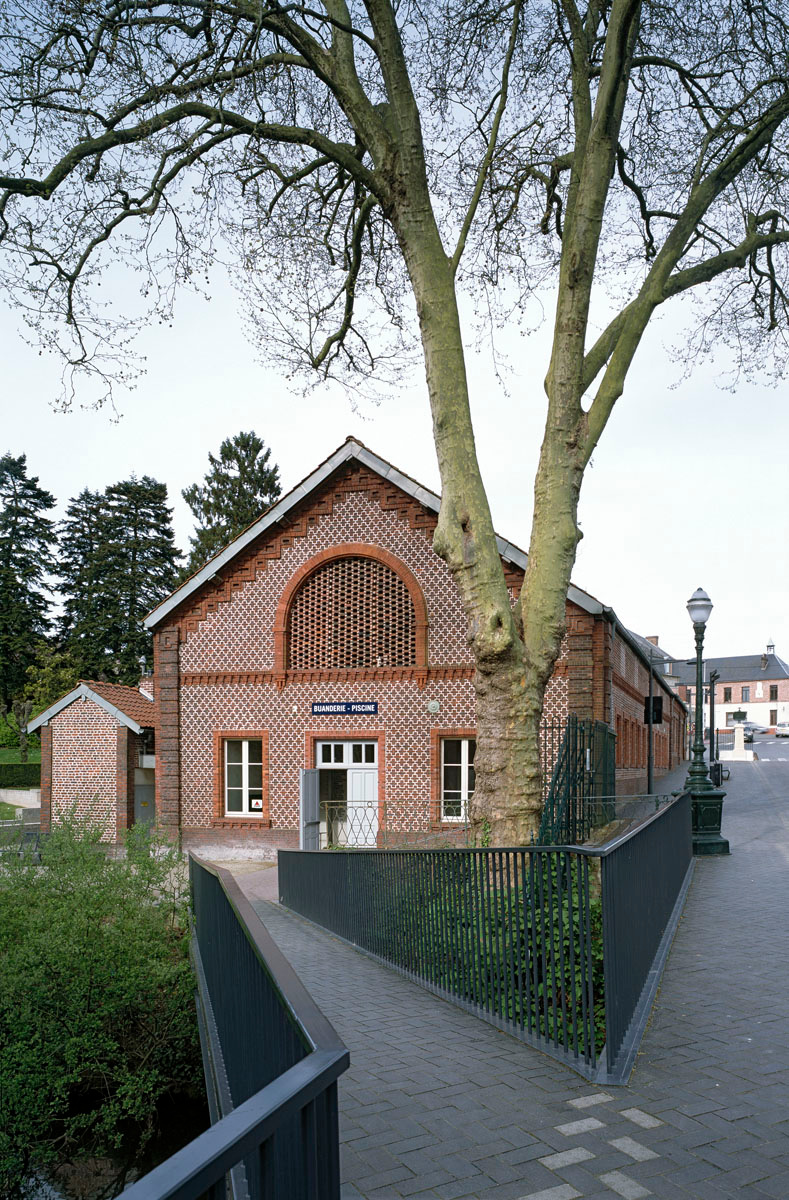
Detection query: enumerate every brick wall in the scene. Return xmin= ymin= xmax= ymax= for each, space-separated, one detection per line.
xmin=612 ymin=630 xmax=686 ymax=795
xmin=165 ymin=467 xmax=572 ymax=840
xmin=49 ymin=698 xmax=118 ymax=839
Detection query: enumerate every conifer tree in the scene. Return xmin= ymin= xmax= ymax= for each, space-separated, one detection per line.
xmin=102 ymin=476 xmax=181 ymax=683
xmin=182 ymin=433 xmax=281 ymax=577
xmin=0 ymin=454 xmax=56 ymax=707
xmin=58 ymin=488 xmax=114 ymax=680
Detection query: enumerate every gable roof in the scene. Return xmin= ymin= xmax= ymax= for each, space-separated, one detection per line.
xmin=27 ymin=681 xmax=155 ymax=735
xmin=668 ymin=652 xmax=789 ymax=686
xmin=623 ymin=628 xmax=675 ymax=667
xmin=144 ymin=436 xmax=604 ymax=630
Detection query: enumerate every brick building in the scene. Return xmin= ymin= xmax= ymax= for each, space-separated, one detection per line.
xmin=35 ymin=438 xmax=686 ymax=847
xmin=30 ymin=681 xmax=156 ymax=840
xmin=664 ymin=642 xmax=789 ymax=732
xmin=145 ymin=438 xmax=685 ymax=851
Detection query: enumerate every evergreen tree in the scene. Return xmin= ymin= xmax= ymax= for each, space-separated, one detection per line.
xmin=57 ymin=488 xmax=114 ymax=679
xmin=0 ymin=454 xmax=56 ymax=707
xmin=182 ymin=432 xmax=281 ymax=577
xmin=24 ymin=643 xmax=81 ymax=714
xmin=102 ymin=476 xmax=180 ymax=683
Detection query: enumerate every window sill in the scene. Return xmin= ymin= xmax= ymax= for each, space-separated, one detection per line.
xmin=212 ymin=817 xmax=272 ymax=829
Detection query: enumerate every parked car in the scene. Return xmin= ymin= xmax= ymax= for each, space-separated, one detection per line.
xmin=775 ymin=723 xmax=789 ymax=738
xmin=740 ymin=722 xmax=769 ymax=743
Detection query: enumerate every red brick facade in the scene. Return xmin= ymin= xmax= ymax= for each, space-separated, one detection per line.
xmin=34 ymin=685 xmax=154 ymax=842
xmin=147 ymin=456 xmax=685 ymax=848
xmin=35 ymin=446 xmax=687 ymax=846
xmin=613 ymin=630 xmax=685 ymax=794
xmin=46 ymin=698 xmax=118 ymax=839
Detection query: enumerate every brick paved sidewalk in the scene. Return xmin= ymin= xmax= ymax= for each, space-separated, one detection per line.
xmin=237 ymin=763 xmax=789 ymax=1199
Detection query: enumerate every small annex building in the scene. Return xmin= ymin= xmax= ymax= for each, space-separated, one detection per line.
xmin=36 ymin=438 xmax=687 ymax=849
xmin=30 ymin=680 xmax=156 ymax=840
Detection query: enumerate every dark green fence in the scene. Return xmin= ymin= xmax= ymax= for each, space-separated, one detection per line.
xmin=121 ymin=858 xmax=349 ymax=1200
xmin=538 ymin=715 xmax=616 ymax=845
xmin=279 ymin=791 xmax=692 ymax=1084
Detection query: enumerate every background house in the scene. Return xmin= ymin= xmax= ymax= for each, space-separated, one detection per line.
xmin=30 ymin=681 xmax=156 ymax=840
xmin=663 ymin=642 xmax=789 ymax=732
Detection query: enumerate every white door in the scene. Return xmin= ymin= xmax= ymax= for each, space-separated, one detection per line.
xmin=346 ymin=768 xmax=378 ymax=847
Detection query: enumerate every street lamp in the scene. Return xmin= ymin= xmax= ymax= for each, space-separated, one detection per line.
xmin=685 ymin=587 xmax=713 ymax=792
xmin=684 ymin=587 xmax=729 ymax=854
xmin=709 ymin=669 xmax=720 ymax=764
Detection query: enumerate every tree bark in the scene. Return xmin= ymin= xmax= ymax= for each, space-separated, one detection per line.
xmin=390 ymin=193 xmax=552 ymax=842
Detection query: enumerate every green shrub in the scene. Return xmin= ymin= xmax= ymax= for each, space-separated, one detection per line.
xmin=0 ymin=815 xmax=203 ymax=1197
xmin=409 ymin=855 xmax=605 ymax=1055
xmin=0 ymin=763 xmax=40 ymax=788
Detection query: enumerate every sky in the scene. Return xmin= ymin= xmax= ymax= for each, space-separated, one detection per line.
xmin=2 ymin=266 xmax=787 ymax=665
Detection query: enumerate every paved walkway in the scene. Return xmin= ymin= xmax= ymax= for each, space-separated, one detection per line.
xmin=228 ymin=764 xmax=789 ymax=1199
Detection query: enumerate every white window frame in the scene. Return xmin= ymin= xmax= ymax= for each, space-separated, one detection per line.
xmin=316 ymin=740 xmax=377 ymax=769
xmin=224 ymin=738 xmax=265 ymax=816
xmin=441 ymin=737 xmax=475 ymax=822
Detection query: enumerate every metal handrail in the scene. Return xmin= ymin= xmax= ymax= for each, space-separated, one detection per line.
xmin=121 ymin=1051 xmax=348 ymax=1200
xmin=279 ymin=791 xmax=692 ymax=1085
xmin=122 ymin=857 xmax=349 ymax=1199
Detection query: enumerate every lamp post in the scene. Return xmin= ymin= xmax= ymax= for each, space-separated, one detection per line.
xmin=684 ymin=587 xmax=729 ymax=854
xmin=685 ymin=587 xmax=713 ymax=792
xmin=709 ymin=669 xmax=720 ymax=763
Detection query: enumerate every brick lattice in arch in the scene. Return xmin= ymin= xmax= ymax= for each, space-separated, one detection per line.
xmin=277 ymin=544 xmax=428 ymax=677
xmin=289 ymin=555 xmax=415 ymax=670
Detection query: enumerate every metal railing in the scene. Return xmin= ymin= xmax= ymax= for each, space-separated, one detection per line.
xmin=279 ymin=792 xmax=692 ymax=1084
xmin=314 ymin=720 xmax=581 ymax=851
xmin=319 ymin=799 xmax=472 ymax=849
xmin=538 ymin=715 xmax=617 ymax=844
xmin=715 ymin=729 xmax=735 ymax=755
xmin=600 ymin=792 xmax=692 ymax=1073
xmin=122 ymin=857 xmax=349 ymax=1200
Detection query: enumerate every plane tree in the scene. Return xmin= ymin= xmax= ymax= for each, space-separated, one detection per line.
xmin=1 ymin=0 xmax=788 ymax=840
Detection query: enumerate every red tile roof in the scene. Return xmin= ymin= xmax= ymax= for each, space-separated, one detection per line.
xmin=82 ymin=681 xmax=155 ymax=727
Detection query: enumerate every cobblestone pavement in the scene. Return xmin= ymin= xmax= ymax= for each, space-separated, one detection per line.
xmin=238 ymin=763 xmax=789 ymax=1199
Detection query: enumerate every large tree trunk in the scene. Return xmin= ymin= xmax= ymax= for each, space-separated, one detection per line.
xmin=392 ymin=197 xmax=562 ymax=843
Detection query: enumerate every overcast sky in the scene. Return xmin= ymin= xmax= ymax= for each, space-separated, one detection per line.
xmin=3 ymin=267 xmax=787 ymax=664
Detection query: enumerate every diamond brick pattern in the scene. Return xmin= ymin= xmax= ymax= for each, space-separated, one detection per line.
xmin=179 ymin=489 xmax=474 ymax=672
xmin=180 ymin=674 xmax=569 ymax=831
xmin=176 ymin=473 xmax=572 ymax=833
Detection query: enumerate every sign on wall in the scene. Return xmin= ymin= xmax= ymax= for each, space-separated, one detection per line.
xmin=311 ymin=701 xmax=379 ymax=716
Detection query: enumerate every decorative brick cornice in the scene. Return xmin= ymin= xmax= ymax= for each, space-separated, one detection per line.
xmin=165 ymin=462 xmax=527 ymax=643
xmin=181 ymin=664 xmax=475 ymax=688
xmin=166 ymin=464 xmax=435 ymax=640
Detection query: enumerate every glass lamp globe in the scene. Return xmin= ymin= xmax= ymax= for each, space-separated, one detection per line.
xmin=686 ymin=587 xmax=713 ymax=626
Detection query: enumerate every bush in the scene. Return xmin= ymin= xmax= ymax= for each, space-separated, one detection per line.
xmin=0 ymin=714 xmax=19 ymax=749
xmin=0 ymin=763 xmax=40 ymax=788
xmin=416 ymin=855 xmax=605 ymax=1055
xmin=0 ymin=815 xmax=204 ymax=1197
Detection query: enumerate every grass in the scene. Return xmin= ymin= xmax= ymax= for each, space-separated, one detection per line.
xmin=0 ymin=801 xmax=19 ymax=820
xmin=0 ymin=746 xmax=41 ymax=765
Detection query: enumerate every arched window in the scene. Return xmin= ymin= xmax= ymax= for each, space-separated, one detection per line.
xmin=287 ymin=554 xmax=417 ymax=670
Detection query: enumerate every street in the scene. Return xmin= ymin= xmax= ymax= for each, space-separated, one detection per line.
xmin=750 ymin=733 xmax=789 ymax=763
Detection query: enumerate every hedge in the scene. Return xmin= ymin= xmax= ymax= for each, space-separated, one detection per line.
xmin=0 ymin=763 xmax=41 ymax=789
